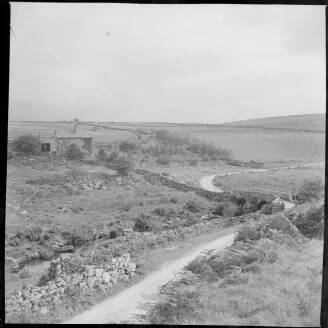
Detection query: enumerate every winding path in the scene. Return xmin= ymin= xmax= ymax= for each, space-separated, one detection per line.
xmin=64 ymin=161 xmax=324 ymax=323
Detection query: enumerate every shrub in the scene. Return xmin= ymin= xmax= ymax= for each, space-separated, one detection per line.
xmin=184 ymin=200 xmax=202 ymax=213
xmin=235 ymin=213 xmax=299 ymax=243
xmin=16 ymin=225 xmax=43 ymax=242
xmin=119 ymin=141 xmax=138 ymax=153
xmin=291 ymin=205 xmax=324 ymax=239
xmin=296 ymin=178 xmax=324 ymax=203
xmin=133 ymin=215 xmax=162 ymax=233
xmin=154 ymin=129 xmax=189 ymax=147
xmin=212 ymin=202 xmax=241 ymax=217
xmin=170 ymin=197 xmax=179 ymax=204
xmin=107 ymin=156 xmax=135 ymax=176
xmin=61 ymin=226 xmax=92 ymax=247
xmin=106 ymin=151 xmax=119 ymax=163
xmin=12 ymin=134 xmax=40 ymax=155
xmin=156 ymin=156 xmax=171 ymax=166
xmin=133 ymin=217 xmax=153 ymax=232
xmin=96 ymin=148 xmax=108 ymax=161
xmin=234 ymin=224 xmax=262 ymax=243
xmin=109 ymin=229 xmax=123 ymax=239
xmin=65 ymin=143 xmax=84 ymax=160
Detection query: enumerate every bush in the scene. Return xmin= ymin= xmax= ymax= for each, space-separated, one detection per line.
xmin=109 ymin=229 xmax=123 ymax=239
xmin=16 ymin=225 xmax=43 ymax=242
xmin=235 ymin=213 xmax=299 ymax=243
xmin=106 ymin=156 xmax=135 ymax=176
xmin=119 ymin=141 xmax=138 ymax=153
xmin=106 ymin=150 xmax=119 ymax=163
xmin=133 ymin=216 xmax=153 ymax=232
xmin=12 ymin=134 xmax=40 ymax=155
xmin=96 ymin=148 xmax=108 ymax=161
xmin=184 ymin=200 xmax=202 ymax=213
xmin=156 ymin=156 xmax=171 ymax=166
xmin=295 ymin=178 xmax=324 ymax=203
xmin=65 ymin=143 xmax=84 ymax=160
xmin=133 ymin=215 xmax=163 ymax=233
xmin=61 ymin=226 xmax=92 ymax=247
xmin=291 ymin=205 xmax=324 ymax=239
xmin=170 ymin=197 xmax=179 ymax=204
xmin=212 ymin=202 xmax=241 ymax=217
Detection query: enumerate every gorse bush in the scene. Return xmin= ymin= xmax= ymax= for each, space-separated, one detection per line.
xmin=133 ymin=215 xmax=162 ymax=233
xmin=152 ymin=129 xmax=233 ymax=160
xmin=96 ymin=148 xmax=108 ymax=161
xmin=184 ymin=200 xmax=203 ymax=213
xmin=235 ymin=213 xmax=300 ymax=243
xmin=154 ymin=129 xmax=189 ymax=146
xmin=12 ymin=134 xmax=41 ymax=155
xmin=107 ymin=156 xmax=135 ymax=176
xmin=65 ymin=143 xmax=84 ymax=160
xmin=119 ymin=141 xmax=138 ymax=153
xmin=295 ymin=178 xmax=324 ymax=203
xmin=290 ymin=205 xmax=324 ymax=239
xmin=107 ymin=150 xmax=119 ymax=163
xmin=16 ymin=225 xmax=43 ymax=242
xmin=212 ymin=202 xmax=241 ymax=217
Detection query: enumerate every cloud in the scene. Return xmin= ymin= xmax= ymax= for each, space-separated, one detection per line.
xmin=9 ymin=3 xmax=325 ymax=123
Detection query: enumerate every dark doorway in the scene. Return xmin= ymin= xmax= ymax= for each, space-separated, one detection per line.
xmin=41 ymin=143 xmax=50 ymax=152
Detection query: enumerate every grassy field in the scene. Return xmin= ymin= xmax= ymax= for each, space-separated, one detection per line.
xmin=213 ymin=165 xmax=325 ymax=195
xmin=223 ymin=113 xmax=325 ymax=132
xmin=98 ymin=123 xmax=325 ymax=162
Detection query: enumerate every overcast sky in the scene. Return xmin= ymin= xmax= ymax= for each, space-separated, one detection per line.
xmin=9 ymin=3 xmax=325 ymax=123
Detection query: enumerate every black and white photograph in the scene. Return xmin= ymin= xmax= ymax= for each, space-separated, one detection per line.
xmin=5 ymin=2 xmax=326 ymax=325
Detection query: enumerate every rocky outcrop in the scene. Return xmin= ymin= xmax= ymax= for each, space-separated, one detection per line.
xmin=5 ymin=253 xmax=136 ymax=314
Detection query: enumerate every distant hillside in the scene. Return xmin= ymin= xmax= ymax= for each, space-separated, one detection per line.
xmin=223 ymin=114 xmax=325 ymax=132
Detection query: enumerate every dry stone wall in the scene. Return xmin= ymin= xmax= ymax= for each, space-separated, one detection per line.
xmin=135 ymin=169 xmax=275 ymax=203
xmin=6 ymin=253 xmax=136 ymax=314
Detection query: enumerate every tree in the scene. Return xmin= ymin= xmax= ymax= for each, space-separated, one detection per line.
xmin=296 ymin=178 xmax=324 ymax=202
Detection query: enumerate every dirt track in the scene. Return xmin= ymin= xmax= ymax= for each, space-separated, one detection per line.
xmin=64 ymin=230 xmax=236 ymax=324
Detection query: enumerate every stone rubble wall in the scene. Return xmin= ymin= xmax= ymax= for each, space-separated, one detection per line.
xmin=135 ymin=169 xmax=275 ymax=202
xmin=6 ymin=253 xmax=136 ymax=313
